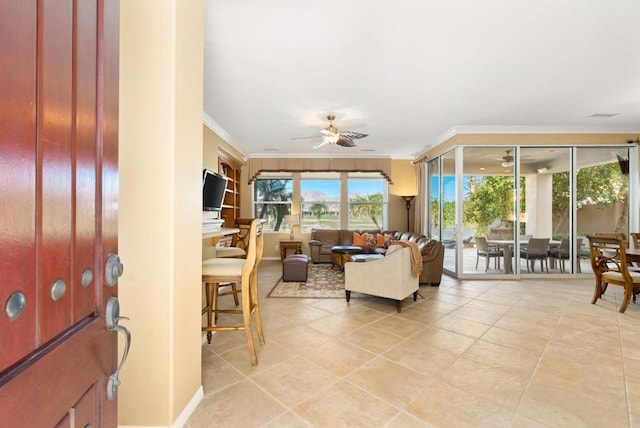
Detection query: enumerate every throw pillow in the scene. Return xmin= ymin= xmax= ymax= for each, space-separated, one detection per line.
xmin=352 ymin=232 xmax=366 ymax=247
xmin=377 ymin=233 xmax=394 ymax=248
xmin=363 ymin=233 xmax=378 ymax=248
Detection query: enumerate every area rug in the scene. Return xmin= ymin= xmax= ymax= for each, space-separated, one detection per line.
xmin=268 ymin=264 xmax=346 ymax=298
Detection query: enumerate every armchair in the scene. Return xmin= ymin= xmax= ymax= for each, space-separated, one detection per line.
xmin=344 ymin=244 xmax=419 ymax=312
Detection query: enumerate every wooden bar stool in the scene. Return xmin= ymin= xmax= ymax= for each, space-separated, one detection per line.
xmin=207 ymin=218 xmax=255 ymax=307
xmin=202 ymin=219 xmax=265 ymax=365
xmin=214 ymin=218 xmax=253 ymax=259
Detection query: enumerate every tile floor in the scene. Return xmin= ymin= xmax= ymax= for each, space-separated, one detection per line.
xmin=188 ymin=260 xmax=640 ymax=427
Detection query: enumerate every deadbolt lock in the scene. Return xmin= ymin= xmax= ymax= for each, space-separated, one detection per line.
xmin=105 ymin=254 xmax=124 ymax=287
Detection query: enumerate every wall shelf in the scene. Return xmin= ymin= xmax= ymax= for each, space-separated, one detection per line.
xmin=218 ymin=151 xmax=241 ymax=228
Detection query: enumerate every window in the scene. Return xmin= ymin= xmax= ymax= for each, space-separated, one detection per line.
xmin=348 ymin=175 xmax=387 ymax=230
xmin=254 ymin=171 xmax=389 ymax=232
xmin=576 ymin=147 xmax=630 ymax=237
xmin=253 ymin=176 xmax=292 ymax=232
xmin=300 ymin=173 xmax=340 ymax=230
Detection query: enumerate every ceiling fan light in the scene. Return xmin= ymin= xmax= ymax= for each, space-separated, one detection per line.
xmin=325 ymin=132 xmax=339 ymax=144
xmin=500 ymin=150 xmax=514 ymax=167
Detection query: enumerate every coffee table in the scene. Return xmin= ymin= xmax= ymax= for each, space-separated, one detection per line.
xmin=330 ymin=245 xmax=363 ymax=269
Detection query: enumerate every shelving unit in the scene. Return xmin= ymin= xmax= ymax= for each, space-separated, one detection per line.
xmin=218 ymin=151 xmax=241 ymax=228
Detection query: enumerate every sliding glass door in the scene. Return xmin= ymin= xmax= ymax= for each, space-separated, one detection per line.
xmin=426 ymin=144 xmax=636 ymax=278
xmin=461 ymin=147 xmax=516 ymax=274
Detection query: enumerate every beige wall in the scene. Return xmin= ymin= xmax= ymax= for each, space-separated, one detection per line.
xmin=389 ymin=159 xmax=417 ymax=232
xmin=119 ymin=1 xmax=204 ymax=426
xmin=203 ymin=125 xmax=245 ymax=173
xmin=203 ymin=126 xmax=219 ymax=172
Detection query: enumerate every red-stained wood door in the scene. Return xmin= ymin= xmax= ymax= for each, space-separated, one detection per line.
xmin=0 ymin=0 xmax=121 ymax=426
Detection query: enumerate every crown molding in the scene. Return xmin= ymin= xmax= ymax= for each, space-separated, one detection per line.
xmin=448 ymin=125 xmax=640 ymax=135
xmin=202 ymin=112 xmax=233 ymax=144
xmin=244 ymin=152 xmax=393 ymax=160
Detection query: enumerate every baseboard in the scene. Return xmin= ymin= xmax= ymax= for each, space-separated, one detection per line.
xmin=118 ymin=385 xmax=204 ymax=428
xmin=173 ymin=386 xmax=204 ymax=428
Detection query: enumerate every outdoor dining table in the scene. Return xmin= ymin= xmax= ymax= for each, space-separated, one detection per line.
xmin=487 ymin=239 xmax=518 ymax=274
xmin=487 ymin=238 xmax=559 ymax=274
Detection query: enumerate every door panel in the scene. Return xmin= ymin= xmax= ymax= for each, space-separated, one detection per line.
xmin=74 ymin=0 xmax=99 ymax=322
xmin=73 ymin=384 xmax=97 ymax=428
xmin=0 ymin=0 xmax=38 ymax=371
xmin=0 ymin=0 xmax=120 ymax=425
xmin=0 ymin=319 xmax=109 ymax=426
xmin=39 ymin=0 xmax=74 ymax=345
xmin=100 ymin=0 xmax=120 ymax=312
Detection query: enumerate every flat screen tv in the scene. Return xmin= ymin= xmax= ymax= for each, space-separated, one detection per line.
xmin=202 ymin=169 xmax=228 ymax=211
xmin=617 ymin=154 xmax=629 ymax=175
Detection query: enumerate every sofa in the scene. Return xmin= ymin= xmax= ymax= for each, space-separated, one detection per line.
xmin=308 ymin=229 xmax=445 ymax=285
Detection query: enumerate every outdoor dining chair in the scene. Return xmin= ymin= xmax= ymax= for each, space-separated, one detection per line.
xmin=520 ymin=238 xmax=550 ymax=273
xmin=474 ymin=236 xmax=504 ymax=272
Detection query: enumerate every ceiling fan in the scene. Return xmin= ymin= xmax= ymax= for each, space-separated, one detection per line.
xmin=500 ymin=150 xmax=514 ymax=167
xmin=293 ymin=114 xmax=368 ymax=149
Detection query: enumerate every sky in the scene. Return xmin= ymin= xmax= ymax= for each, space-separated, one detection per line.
xmin=299 ymin=177 xmax=459 ymax=200
xmin=434 ymin=176 xmax=457 ymax=201
xmin=301 ymin=179 xmax=383 ymax=197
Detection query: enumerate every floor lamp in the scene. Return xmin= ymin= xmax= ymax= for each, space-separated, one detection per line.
xmin=402 ymin=195 xmax=415 ymax=231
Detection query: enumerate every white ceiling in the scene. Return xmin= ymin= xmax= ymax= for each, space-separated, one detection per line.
xmin=203 ymin=0 xmax=640 ymax=160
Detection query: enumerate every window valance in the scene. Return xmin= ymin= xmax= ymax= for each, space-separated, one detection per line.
xmin=247 ymin=157 xmax=393 ymax=184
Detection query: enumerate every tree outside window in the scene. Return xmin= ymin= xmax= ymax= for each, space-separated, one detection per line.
xmin=253 ymin=178 xmax=292 ymax=231
xmin=348 ymin=178 xmax=386 ymax=230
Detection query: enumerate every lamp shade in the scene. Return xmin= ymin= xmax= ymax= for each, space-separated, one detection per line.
xmin=284 ymin=214 xmax=299 ymax=226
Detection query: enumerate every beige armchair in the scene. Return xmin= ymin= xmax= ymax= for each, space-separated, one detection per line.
xmin=344 ymin=244 xmax=419 ymax=312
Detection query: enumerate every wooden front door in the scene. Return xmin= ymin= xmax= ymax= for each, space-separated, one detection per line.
xmin=0 ymin=0 xmax=121 ymax=426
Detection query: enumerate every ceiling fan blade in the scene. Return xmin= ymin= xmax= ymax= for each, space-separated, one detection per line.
xmin=313 ymin=139 xmax=330 ymax=149
xmin=340 ymin=131 xmax=368 ymax=140
xmin=336 ymin=137 xmax=356 ymax=148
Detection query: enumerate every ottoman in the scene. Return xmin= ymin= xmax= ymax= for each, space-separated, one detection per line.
xmin=282 ymin=254 xmax=309 ymax=282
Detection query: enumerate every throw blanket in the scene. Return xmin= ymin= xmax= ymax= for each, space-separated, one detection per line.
xmin=390 ymin=241 xmax=423 ymax=278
